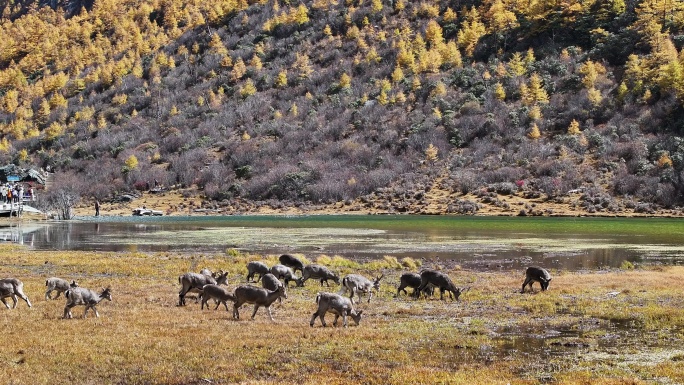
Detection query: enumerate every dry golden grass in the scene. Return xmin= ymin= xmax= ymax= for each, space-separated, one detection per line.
xmin=1 ymin=245 xmax=684 ymax=384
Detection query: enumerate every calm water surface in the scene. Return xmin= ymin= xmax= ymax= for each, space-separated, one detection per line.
xmin=3 ymin=215 xmax=684 ymax=271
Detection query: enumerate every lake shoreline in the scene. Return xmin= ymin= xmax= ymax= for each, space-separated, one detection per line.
xmin=67 ymin=186 xmax=684 ymax=219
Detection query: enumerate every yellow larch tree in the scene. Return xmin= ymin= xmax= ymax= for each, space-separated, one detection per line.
xmin=443 ymin=7 xmax=457 ymax=23
xmin=2 ymin=90 xmax=19 ymax=114
xmin=568 ymin=119 xmax=581 ymax=135
xmin=485 ymin=0 xmax=518 ymax=33
xmin=240 ymin=79 xmax=257 ymax=98
xmin=521 ymin=73 xmax=549 ymax=105
xmin=250 ymin=55 xmax=263 ymax=71
xmin=528 ymin=123 xmax=541 ymax=139
xmin=494 ymin=82 xmax=506 ymax=100
xmin=231 ymin=57 xmax=247 ymax=81
xmin=528 ymin=105 xmax=542 ymax=120
xmin=439 ymin=41 xmax=463 ymax=68
xmin=579 ymin=60 xmax=599 ymax=89
xmin=457 ymin=7 xmax=486 ymax=57
xmin=339 ymin=73 xmax=351 ymax=89
xmin=44 ymin=121 xmax=65 ymax=141
xmin=275 ymin=70 xmax=288 ymax=87
xmin=508 ymin=52 xmax=526 ymax=77
xmin=587 ymin=88 xmax=603 ymax=106
xmin=209 ymin=33 xmax=227 ymax=55
xmin=425 ymin=143 xmax=439 ymax=163
xmin=391 ymin=66 xmax=404 ymax=83
xmin=124 ymin=154 xmax=139 ymax=171
xmin=425 ymin=20 xmax=444 ymax=48
xmin=293 ymin=53 xmax=314 ymax=79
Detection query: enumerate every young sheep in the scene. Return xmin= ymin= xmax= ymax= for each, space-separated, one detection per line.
xmin=270 ymin=264 xmax=304 ymax=287
xmin=521 ymin=266 xmax=552 ymax=293
xmin=200 ymin=284 xmax=235 ymax=311
xmin=415 ymin=270 xmax=468 ymax=301
xmin=45 ymin=277 xmax=79 ymax=300
xmin=301 ymin=264 xmax=340 ymax=287
xmin=0 ymin=278 xmax=32 ymax=309
xmin=63 ymin=287 xmax=112 ymax=319
xmin=278 ymin=254 xmax=304 ymax=274
xmin=232 ymin=285 xmax=287 ymax=321
xmin=395 ymin=272 xmax=434 ymax=298
xmin=246 ymin=261 xmax=270 ymax=282
xmin=178 ymin=270 xmax=228 ymax=306
xmin=261 ymin=273 xmax=285 ymax=304
xmin=340 ymin=274 xmax=383 ymax=304
xmin=310 ymin=292 xmax=363 ymax=328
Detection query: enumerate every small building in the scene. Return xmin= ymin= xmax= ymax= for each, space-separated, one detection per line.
xmin=0 ymin=164 xmax=47 ymax=185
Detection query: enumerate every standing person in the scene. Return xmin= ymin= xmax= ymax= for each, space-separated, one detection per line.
xmin=95 ymin=200 xmax=101 ymax=217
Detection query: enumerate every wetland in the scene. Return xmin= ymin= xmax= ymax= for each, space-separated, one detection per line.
xmin=1 ymin=216 xmax=684 ymax=384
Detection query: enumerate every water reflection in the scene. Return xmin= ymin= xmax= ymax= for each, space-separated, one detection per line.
xmin=2 ymin=216 xmax=683 ymax=272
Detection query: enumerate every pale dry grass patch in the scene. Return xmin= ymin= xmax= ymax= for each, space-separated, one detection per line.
xmin=2 ymin=245 xmax=684 ymax=383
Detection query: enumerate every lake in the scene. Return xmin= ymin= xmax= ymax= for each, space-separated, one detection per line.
xmin=3 ymin=215 xmax=684 ymax=271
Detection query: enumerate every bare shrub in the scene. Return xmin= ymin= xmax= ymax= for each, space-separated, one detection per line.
xmin=482 ymin=167 xmax=526 ymax=184
xmin=451 ymin=170 xmax=482 ymax=194
xmin=447 ymin=199 xmax=480 ymax=214
xmin=487 ymin=182 xmax=518 ymax=195
xmin=36 ymin=173 xmax=82 ymax=219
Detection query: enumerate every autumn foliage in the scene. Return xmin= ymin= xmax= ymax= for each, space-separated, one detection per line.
xmin=0 ymin=0 xmax=683 ymax=209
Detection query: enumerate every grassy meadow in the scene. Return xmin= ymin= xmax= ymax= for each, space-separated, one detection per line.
xmin=1 ymin=244 xmax=684 ymax=384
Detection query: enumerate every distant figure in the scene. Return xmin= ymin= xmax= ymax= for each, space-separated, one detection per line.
xmin=95 ymin=200 xmax=100 ymax=217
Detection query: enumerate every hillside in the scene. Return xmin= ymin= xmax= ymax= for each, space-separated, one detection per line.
xmin=2 ymin=0 xmax=684 ymax=216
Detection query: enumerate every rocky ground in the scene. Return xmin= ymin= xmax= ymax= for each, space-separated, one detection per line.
xmin=70 ymin=180 xmax=684 ymax=218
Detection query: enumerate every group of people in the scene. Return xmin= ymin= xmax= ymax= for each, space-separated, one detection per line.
xmin=0 ymin=183 xmax=33 ymax=205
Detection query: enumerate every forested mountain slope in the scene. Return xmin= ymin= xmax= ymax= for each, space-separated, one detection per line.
xmin=1 ymin=0 xmax=684 ymax=214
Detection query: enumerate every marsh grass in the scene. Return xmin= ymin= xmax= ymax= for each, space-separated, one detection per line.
xmin=1 ymin=244 xmax=684 ymax=384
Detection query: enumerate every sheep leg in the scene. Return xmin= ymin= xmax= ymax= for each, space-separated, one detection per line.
xmin=63 ymin=305 xmax=74 ymax=319
xmin=17 ymin=293 xmax=31 ymax=308
xmin=309 ymin=311 xmax=325 ymax=327
xmin=367 ymin=291 xmax=372 ymax=303
xmin=45 ymin=290 xmax=52 ymax=300
xmin=10 ymin=294 xmax=18 ymax=309
xmin=178 ymin=290 xmax=187 ymax=306
xmin=1 ymin=298 xmax=9 ymax=309
xmin=266 ymin=305 xmax=274 ymax=321
xmin=251 ymin=304 xmax=260 ymax=320
xmin=92 ymin=306 xmax=100 ymax=318
xmin=521 ymin=278 xmax=532 ymax=293
xmin=318 ymin=312 xmax=327 ymax=327
xmin=232 ymin=304 xmax=240 ymax=319
xmin=53 ymin=291 xmax=62 ymax=299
